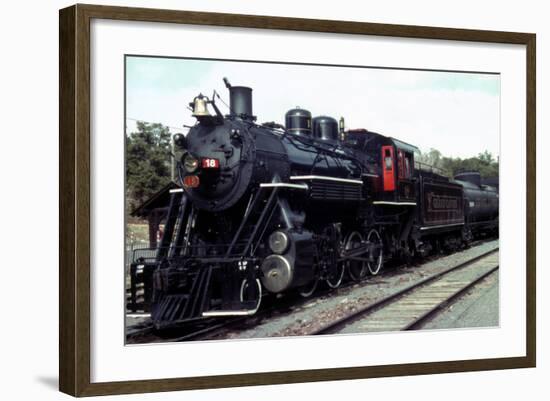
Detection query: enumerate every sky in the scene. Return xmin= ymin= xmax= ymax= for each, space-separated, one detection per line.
xmin=125 ymin=56 xmax=500 ymax=159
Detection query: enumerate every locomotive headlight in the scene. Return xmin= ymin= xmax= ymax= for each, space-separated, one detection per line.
xmin=173 ymin=133 xmax=187 ymax=149
xmin=183 ymin=153 xmax=199 ymax=173
xmin=268 ymin=231 xmax=290 ymax=254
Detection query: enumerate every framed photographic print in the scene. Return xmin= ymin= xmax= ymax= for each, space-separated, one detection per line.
xmin=59 ymin=4 xmax=536 ymax=397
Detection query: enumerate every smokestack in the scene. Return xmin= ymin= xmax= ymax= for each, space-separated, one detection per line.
xmin=223 ymin=77 xmax=254 ymax=120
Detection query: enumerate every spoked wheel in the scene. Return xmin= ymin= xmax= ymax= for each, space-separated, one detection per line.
xmin=326 ymin=260 xmax=345 ymax=289
xmin=239 ymin=278 xmax=262 ymax=314
xmin=462 ymin=226 xmax=473 ymax=249
xmin=322 ymin=225 xmax=345 ymax=289
xmin=367 ymin=228 xmax=383 ymax=275
xmin=404 ymin=241 xmax=416 ymax=266
xmin=299 ymin=276 xmax=319 ymax=298
xmin=346 ymin=231 xmax=368 ymax=282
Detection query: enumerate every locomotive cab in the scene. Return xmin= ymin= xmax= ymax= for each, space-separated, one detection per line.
xmin=341 ymin=130 xmax=420 ymax=265
xmin=377 ymin=138 xmax=417 ymax=203
xmin=344 ymin=130 xmax=417 ymax=204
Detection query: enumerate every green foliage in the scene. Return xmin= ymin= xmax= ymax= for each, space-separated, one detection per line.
xmin=126 ymin=121 xmax=172 ymax=212
xmin=416 ymin=148 xmax=499 ymax=178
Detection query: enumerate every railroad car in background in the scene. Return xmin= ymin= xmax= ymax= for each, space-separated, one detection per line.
xmin=454 ymin=171 xmax=499 ymax=236
xmin=129 ymin=79 xmax=499 ymax=329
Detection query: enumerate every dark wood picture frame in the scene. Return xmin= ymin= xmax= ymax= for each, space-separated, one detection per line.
xmin=59 ymin=3 xmax=536 ymax=397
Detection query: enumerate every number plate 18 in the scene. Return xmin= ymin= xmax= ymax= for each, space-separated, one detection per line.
xmin=201 ymin=158 xmax=220 ymax=169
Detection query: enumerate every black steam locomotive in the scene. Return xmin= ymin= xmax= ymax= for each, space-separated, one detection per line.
xmin=133 ymin=79 xmax=498 ymax=329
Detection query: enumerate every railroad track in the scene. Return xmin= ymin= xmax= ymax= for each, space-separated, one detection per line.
xmin=311 ymin=248 xmax=499 ymax=335
xmin=127 ymin=308 xmax=285 ymax=343
xmin=126 ymin=241 xmax=498 ymax=343
xmin=126 ymin=288 xmax=325 ymax=343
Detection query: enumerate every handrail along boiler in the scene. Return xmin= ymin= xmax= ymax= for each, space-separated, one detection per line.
xmin=131 ymin=79 xmax=499 ymax=328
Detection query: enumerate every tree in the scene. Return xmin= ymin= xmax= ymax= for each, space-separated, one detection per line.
xmin=126 ymin=122 xmax=172 ymax=212
xmin=417 ymin=148 xmax=441 ymax=168
xmin=416 ymin=148 xmax=499 ymax=179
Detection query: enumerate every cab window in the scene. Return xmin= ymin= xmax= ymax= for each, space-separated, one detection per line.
xmin=398 ymin=150 xmax=413 ymax=179
xmin=397 ymin=150 xmax=405 ymax=179
xmin=384 ymin=149 xmax=393 ymax=170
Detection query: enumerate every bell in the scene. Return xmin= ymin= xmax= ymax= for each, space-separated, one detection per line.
xmin=192 ymin=94 xmax=211 ymax=117
xmin=339 ymin=116 xmax=346 ymax=141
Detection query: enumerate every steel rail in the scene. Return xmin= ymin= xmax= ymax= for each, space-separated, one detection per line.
xmin=312 ymin=247 xmax=499 ymax=335
xmin=404 ymin=265 xmax=499 ymax=330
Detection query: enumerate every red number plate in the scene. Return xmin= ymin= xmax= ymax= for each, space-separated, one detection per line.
xmin=201 ymin=158 xmax=220 ymax=169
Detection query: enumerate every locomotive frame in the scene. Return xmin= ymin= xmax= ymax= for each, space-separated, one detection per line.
xmin=59 ymin=4 xmax=536 ymax=397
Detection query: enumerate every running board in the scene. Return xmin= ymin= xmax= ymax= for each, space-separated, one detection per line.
xmin=202 ymin=310 xmax=257 ymax=317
